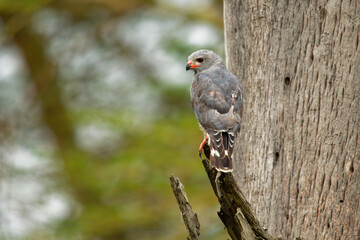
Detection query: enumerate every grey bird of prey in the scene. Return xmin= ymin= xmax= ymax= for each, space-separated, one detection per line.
xmin=186 ymin=49 xmax=243 ymax=172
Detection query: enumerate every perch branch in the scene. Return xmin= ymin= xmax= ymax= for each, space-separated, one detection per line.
xmin=170 ymin=145 xmax=280 ymax=240
xmin=169 ymin=175 xmax=200 ymax=240
xmin=202 ymin=159 xmax=280 ymax=240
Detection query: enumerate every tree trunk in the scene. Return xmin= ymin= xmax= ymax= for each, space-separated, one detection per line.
xmin=224 ymin=0 xmax=360 ymax=239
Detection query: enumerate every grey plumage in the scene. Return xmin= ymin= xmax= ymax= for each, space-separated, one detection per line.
xmin=186 ymin=49 xmax=243 ymax=172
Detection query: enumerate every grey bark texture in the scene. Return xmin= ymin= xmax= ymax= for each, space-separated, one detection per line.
xmin=224 ymin=0 xmax=360 ymax=239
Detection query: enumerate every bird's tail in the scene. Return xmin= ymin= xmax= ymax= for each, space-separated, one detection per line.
xmin=209 ymin=132 xmax=234 ymax=172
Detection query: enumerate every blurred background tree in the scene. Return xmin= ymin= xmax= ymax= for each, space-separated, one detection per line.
xmin=0 ymin=0 xmax=227 ymax=239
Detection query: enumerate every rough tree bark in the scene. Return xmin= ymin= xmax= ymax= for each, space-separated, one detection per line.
xmin=224 ymin=0 xmax=360 ymax=239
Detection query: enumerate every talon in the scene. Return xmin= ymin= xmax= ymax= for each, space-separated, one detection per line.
xmin=198 ymin=136 xmax=209 ymax=158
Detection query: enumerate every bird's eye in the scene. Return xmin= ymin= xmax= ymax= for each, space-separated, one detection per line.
xmin=196 ymin=58 xmax=204 ymax=63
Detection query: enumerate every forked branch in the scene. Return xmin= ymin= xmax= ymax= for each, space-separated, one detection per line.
xmin=170 ymin=158 xmax=280 ymax=240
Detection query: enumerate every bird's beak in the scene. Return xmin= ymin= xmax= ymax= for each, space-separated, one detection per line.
xmin=186 ymin=63 xmax=191 ymax=71
xmin=186 ymin=60 xmax=200 ymax=71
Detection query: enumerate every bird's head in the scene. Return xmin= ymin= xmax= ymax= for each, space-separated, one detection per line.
xmin=186 ymin=49 xmax=224 ymax=73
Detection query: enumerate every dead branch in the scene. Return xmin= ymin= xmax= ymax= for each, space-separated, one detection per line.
xmin=202 ymin=159 xmax=280 ymax=240
xmin=169 ymin=175 xmax=200 ymax=240
xmin=170 ymin=158 xmax=280 ymax=240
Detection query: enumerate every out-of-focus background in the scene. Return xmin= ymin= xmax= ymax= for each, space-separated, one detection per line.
xmin=0 ymin=0 xmax=226 ymax=239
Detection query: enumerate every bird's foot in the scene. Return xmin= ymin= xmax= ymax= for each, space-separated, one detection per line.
xmin=198 ymin=136 xmax=209 ymax=158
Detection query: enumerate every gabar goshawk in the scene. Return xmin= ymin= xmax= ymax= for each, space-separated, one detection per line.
xmin=186 ymin=49 xmax=243 ymax=172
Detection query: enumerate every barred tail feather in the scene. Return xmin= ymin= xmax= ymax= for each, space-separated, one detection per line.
xmin=209 ymin=132 xmax=233 ymax=172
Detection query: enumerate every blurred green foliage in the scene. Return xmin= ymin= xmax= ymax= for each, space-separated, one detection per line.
xmin=0 ymin=0 xmax=50 ymax=12
xmin=0 ymin=0 xmax=227 ymax=239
